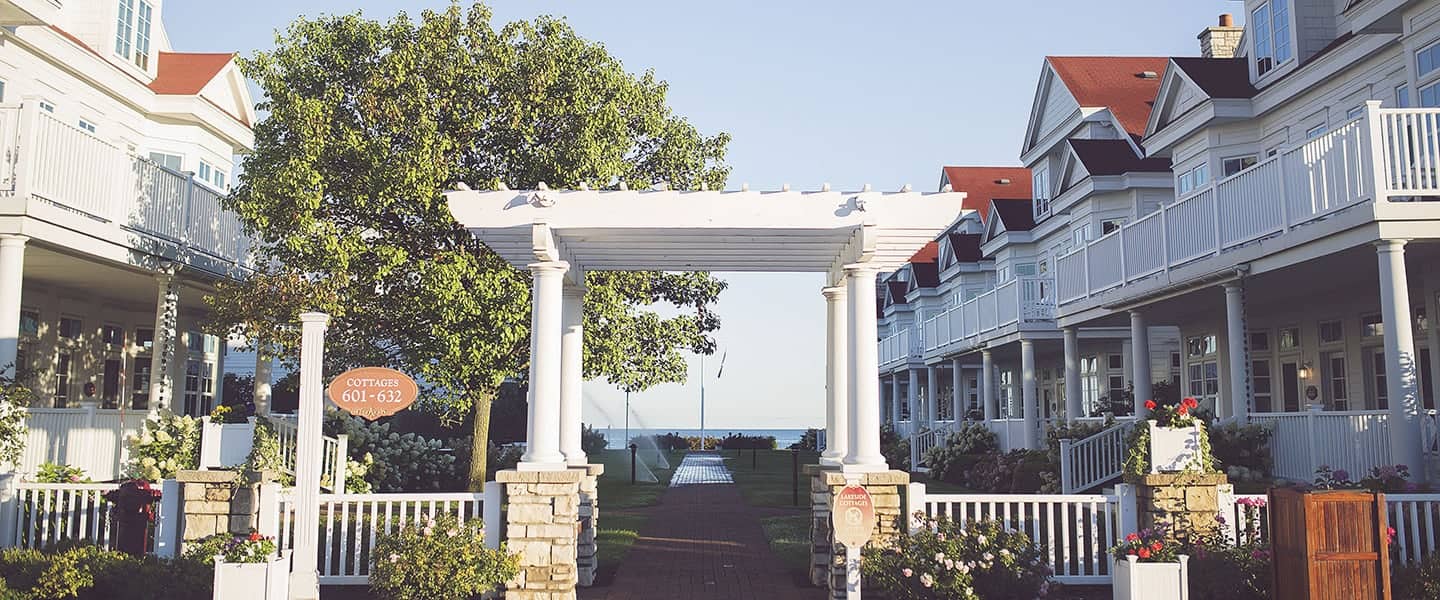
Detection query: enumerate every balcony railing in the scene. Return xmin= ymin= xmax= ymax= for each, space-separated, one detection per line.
xmin=0 ymin=102 xmax=253 ymax=268
xmin=920 ymin=277 xmax=1055 ymax=354
xmin=878 ymin=327 xmax=922 ymax=367
xmin=1056 ymin=102 xmax=1433 ymax=305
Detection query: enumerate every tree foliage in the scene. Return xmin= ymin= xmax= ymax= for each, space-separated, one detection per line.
xmin=210 ymin=2 xmax=731 ymax=488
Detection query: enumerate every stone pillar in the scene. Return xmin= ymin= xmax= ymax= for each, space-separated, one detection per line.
xmin=1064 ymin=327 xmax=1083 ymax=421
xmin=176 ymin=470 xmax=276 ymax=552
xmin=951 ymin=358 xmax=963 ymax=423
xmin=498 ymin=469 xmax=583 ymax=599
xmin=1130 ymin=310 xmax=1153 ymax=416
xmin=925 ymin=365 xmax=938 ymax=425
xmin=571 ymin=464 xmax=604 ymax=587
xmin=1021 ymin=339 xmax=1039 ymax=449
xmin=253 ymin=344 xmax=273 ymax=416
xmin=1223 ymin=282 xmax=1251 ymax=422
xmin=560 ymin=285 xmax=587 ymax=466
xmin=843 ymin=264 xmax=886 ymax=472
xmin=1126 ymin=473 xmax=1230 ymax=546
xmin=522 ymin=261 xmax=569 ymax=470
xmin=808 ymin=469 xmax=910 ymax=600
xmin=1377 ymin=240 xmax=1423 ymax=475
xmin=289 ymin=312 xmax=329 ymax=600
xmin=148 ymin=265 xmax=180 ymax=413
xmin=822 ymin=285 xmax=848 ymax=465
xmin=981 ymin=350 xmax=996 ymax=421
xmin=0 ymin=235 xmax=25 ymax=379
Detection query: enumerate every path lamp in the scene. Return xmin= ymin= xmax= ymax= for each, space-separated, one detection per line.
xmin=629 ymin=443 xmax=638 ymax=485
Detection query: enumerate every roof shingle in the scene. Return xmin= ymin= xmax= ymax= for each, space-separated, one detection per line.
xmin=1048 ymin=56 xmax=1169 ymax=141
xmin=1069 ymin=139 xmax=1172 ymax=176
xmin=149 ymin=52 xmax=235 ymax=95
xmin=1171 ymin=57 xmax=1257 ymax=99
xmin=940 ymin=166 xmax=1032 ymax=222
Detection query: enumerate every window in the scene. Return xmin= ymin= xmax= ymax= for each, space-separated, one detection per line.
xmin=38 ymin=101 xmax=54 ymax=113
xmin=1252 ymin=0 xmax=1292 ymax=77
xmin=1323 ymin=351 xmax=1348 ymax=410
xmin=1399 ymin=84 xmax=1413 ymax=109
xmin=1306 ymin=124 xmax=1326 ymax=140
xmin=184 ymin=360 xmax=201 ymax=415
xmin=1423 ymin=81 xmax=1440 ymax=108
xmin=1420 ymin=39 xmax=1440 ymax=79
xmin=0 ymin=80 xmax=6 ymax=103
xmin=996 ymin=265 xmax=1010 ymax=283
xmin=1365 ymin=348 xmax=1388 ymax=409
xmin=1279 ymin=327 xmax=1301 ymax=350
xmin=1187 ymin=360 xmax=1220 ymax=412
xmin=1346 ymin=105 xmax=1365 ymax=121
xmin=204 ymin=334 xmax=220 ymax=354
xmin=19 ymin=310 xmax=38 ymax=337
xmin=1071 ymin=223 xmax=1093 ymax=246
xmin=1081 ymin=357 xmax=1100 ymax=417
xmin=198 ymin=161 xmax=212 ymax=183
xmin=135 ymin=328 xmax=154 ymax=351
xmin=1222 ymin=155 xmax=1258 ymax=177
xmin=148 ymin=152 xmax=182 ymax=172
xmin=1252 ymin=359 xmax=1274 ymax=413
xmin=114 ymin=0 xmax=134 ymax=58
xmin=1318 ymin=320 xmax=1344 ymax=344
xmin=213 ymin=169 xmax=227 ymax=190
xmin=1176 ymin=162 xmax=1209 ymax=196
xmin=102 ymin=324 xmax=123 ymax=347
xmin=78 ymin=119 xmax=96 ymax=134
xmin=131 ymin=360 xmax=150 ymax=409
xmin=54 ymin=352 xmax=71 ymax=407
xmin=1108 ymin=354 xmax=1125 ymax=370
xmin=1361 ymin=314 xmax=1384 ymax=338
xmin=1100 ymin=218 xmax=1128 ymax=235
xmin=1250 ymin=331 xmax=1271 ymax=353
xmin=1187 ymin=335 xmax=1217 ymax=359
xmin=1418 ymin=307 xmax=1430 ymax=333
xmin=1032 ymin=167 xmax=1051 ymax=219
xmin=1014 ymin=262 xmax=1037 ymax=278
xmin=185 ymin=331 xmax=204 ymax=352
xmin=134 ymin=1 xmax=152 ymax=69
xmin=58 ymin=317 xmax=82 ymax=340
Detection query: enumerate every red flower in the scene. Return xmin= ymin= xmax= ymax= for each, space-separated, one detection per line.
xmin=1127 ymin=549 xmax=1137 ymax=556
xmin=248 ymin=531 xmax=262 ymax=542
xmin=1125 ymin=533 xmax=1139 ymax=542
xmin=1144 ymin=400 xmax=1157 ymax=410
xmin=1178 ymin=406 xmax=1189 ymax=415
xmin=1137 ymin=547 xmax=1151 ymax=559
xmin=1183 ymin=397 xmax=1199 ymax=409
xmin=1151 ymin=541 xmax=1163 ymax=551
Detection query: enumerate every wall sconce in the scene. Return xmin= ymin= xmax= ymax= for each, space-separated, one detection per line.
xmin=1297 ymin=362 xmax=1314 ymax=380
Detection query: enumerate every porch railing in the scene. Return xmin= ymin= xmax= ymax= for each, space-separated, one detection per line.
xmin=1056 ymin=102 xmax=1430 ymax=305
xmin=878 ymin=327 xmax=922 ymax=367
xmin=20 ymin=407 xmax=146 ymax=481
xmin=920 ymin=277 xmax=1055 ymax=354
xmin=1058 ymin=419 xmax=1138 ymax=494
xmin=1249 ymin=408 xmax=1391 ymax=482
xmin=268 ymin=415 xmax=349 ymax=493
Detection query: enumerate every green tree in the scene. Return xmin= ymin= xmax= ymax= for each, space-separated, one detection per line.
xmin=210 ymin=3 xmax=730 ymax=489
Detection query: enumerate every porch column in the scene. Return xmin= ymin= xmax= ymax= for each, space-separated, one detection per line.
xmin=1021 ymin=339 xmax=1038 ymax=449
xmin=951 ymin=358 xmax=963 ymax=423
xmin=1224 ymin=282 xmax=1251 ymax=422
xmin=890 ymin=375 xmax=902 ymax=424
xmin=559 ymin=284 xmax=587 ymax=466
xmin=520 ymin=261 xmax=569 ymax=470
xmin=925 ymin=365 xmax=939 ymax=425
xmin=981 ymin=350 xmax=996 ymax=421
xmin=253 ymin=344 xmax=273 ymax=416
xmin=0 ymin=235 xmax=25 ymax=379
xmin=148 ymin=265 xmax=180 ymax=413
xmin=843 ymin=264 xmax=886 ymax=472
xmin=288 ymin=312 xmax=329 ymax=600
xmin=1377 ymin=240 xmax=1423 ymax=474
xmin=1130 ymin=310 xmax=1153 ymax=415
xmin=1064 ymin=327 xmax=1082 ymax=422
xmin=907 ymin=369 xmax=919 ymax=427
xmin=821 ymin=285 xmax=848 ymax=465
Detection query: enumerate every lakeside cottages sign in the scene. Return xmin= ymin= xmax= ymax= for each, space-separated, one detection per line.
xmin=326 ymin=367 xmax=419 ymax=419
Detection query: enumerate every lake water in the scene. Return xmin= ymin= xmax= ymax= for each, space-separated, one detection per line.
xmin=596 ymin=427 xmax=812 ymax=449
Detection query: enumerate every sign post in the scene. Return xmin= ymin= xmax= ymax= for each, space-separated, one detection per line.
xmin=831 ymin=480 xmax=876 ymax=600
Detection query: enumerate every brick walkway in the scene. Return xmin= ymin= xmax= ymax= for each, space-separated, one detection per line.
xmin=582 ymin=453 xmax=824 ymax=600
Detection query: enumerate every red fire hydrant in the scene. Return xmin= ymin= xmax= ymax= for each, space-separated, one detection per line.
xmin=104 ymin=480 xmax=162 ymax=556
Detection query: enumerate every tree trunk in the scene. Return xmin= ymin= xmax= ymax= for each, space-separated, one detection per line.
xmin=466 ymin=388 xmax=496 ymax=492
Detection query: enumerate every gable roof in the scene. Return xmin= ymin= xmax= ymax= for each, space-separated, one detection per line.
xmin=149 ymin=52 xmax=236 ymax=95
xmin=905 ymin=241 xmax=941 ymax=289
xmin=886 ymin=281 xmax=910 ymax=305
xmin=946 ymin=233 xmax=984 ymax=263
xmin=939 ymin=166 xmax=1032 ymax=222
xmin=1047 ymin=56 xmax=1169 ymax=141
xmin=1068 ymin=139 xmax=1172 ymax=176
xmin=1170 ymin=58 xmax=1257 ymax=99
xmin=989 ymin=199 xmax=1037 ymax=233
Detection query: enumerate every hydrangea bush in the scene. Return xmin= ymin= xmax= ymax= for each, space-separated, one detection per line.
xmin=323 ymin=411 xmax=456 ymax=492
xmin=862 ymin=517 xmax=1051 ymax=600
xmin=34 ymin=463 xmax=89 ymax=484
xmin=368 ymin=513 xmax=517 ymax=600
xmin=125 ymin=412 xmax=201 ymax=481
xmin=0 ymin=373 xmax=31 ymax=468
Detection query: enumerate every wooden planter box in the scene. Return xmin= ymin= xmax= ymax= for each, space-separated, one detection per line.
xmin=199 ymin=416 xmax=256 ymax=469
xmin=1113 ymin=554 xmax=1190 ymax=600
xmin=1269 ymin=487 xmax=1391 ymax=600
xmin=213 ymin=551 xmax=290 ymax=600
xmin=1147 ymin=421 xmax=1201 ymax=473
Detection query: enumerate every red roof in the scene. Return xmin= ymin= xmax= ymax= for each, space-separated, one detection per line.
xmin=149 ymin=52 xmax=235 ymax=95
xmin=1048 ymin=57 xmax=1168 ymax=141
xmin=940 ymin=166 xmax=1032 ymax=222
xmin=907 ymin=241 xmax=939 ymax=264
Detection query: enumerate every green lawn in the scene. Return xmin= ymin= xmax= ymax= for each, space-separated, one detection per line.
xmin=908 ymin=471 xmax=972 ymax=494
xmin=759 ymin=514 xmax=813 ymax=586
xmin=723 ymin=448 xmax=820 ymax=508
xmin=593 ymin=511 xmax=646 ymax=586
xmin=593 ymin=448 xmax=686 ymax=509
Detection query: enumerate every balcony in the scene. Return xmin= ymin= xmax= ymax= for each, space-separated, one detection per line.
xmin=0 ymin=102 xmax=254 ymax=271
xmin=1056 ymin=102 xmax=1438 ymax=306
xmin=921 ymin=277 xmax=1055 ymax=354
xmin=878 ymin=327 xmax=921 ymax=368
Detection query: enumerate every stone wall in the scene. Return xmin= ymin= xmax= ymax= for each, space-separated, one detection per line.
xmin=806 ymin=469 xmax=909 ymax=600
xmin=1126 ymin=472 xmax=1229 ymax=544
xmin=175 ymin=469 xmax=275 ymax=552
xmin=497 ymin=469 xmax=582 ymax=600
xmin=573 ymin=464 xmax=603 ymax=588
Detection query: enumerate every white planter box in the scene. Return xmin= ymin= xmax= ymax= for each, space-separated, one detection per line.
xmin=1113 ymin=554 xmax=1189 ymax=600
xmin=199 ymin=416 xmax=256 ymax=469
xmin=213 ymin=551 xmax=290 ymax=600
xmin=1147 ymin=421 xmax=1201 ymax=473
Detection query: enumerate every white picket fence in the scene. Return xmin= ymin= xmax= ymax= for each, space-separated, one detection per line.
xmin=260 ymin=483 xmax=502 ymax=585
xmin=0 ymin=479 xmax=179 ymax=556
xmin=1249 ymin=408 xmax=1391 ymax=482
xmin=19 ymin=407 xmax=146 ymax=482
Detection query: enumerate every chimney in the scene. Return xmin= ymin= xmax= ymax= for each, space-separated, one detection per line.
xmin=1199 ymin=14 xmax=1244 ymax=59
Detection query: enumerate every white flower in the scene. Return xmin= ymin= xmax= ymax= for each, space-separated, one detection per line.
xmin=934 ymin=552 xmax=945 ymax=562
xmin=389 ymin=553 xmax=399 ymax=564
xmin=141 ymin=457 xmax=156 ymax=467
xmin=976 ymin=534 xmax=987 ymax=545
xmin=983 ymin=552 xmax=993 ymax=562
xmin=154 ymin=431 xmax=172 ymax=443
xmin=999 ymin=549 xmax=1011 ymax=558
xmin=944 ymin=558 xmax=954 ymax=570
xmin=446 ymin=528 xmax=458 ymax=537
xmin=902 ymin=568 xmax=912 ymax=577
xmin=920 ymin=573 xmax=934 ymax=588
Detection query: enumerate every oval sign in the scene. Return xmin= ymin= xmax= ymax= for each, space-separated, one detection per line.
xmin=832 ymin=484 xmax=876 ymax=550
xmin=326 ymin=367 xmax=419 ymax=420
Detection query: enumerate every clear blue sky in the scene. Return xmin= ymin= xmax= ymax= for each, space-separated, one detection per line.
xmin=166 ymin=1 xmax=1237 ymax=429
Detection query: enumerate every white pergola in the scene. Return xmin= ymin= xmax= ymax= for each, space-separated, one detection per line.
xmin=445 ymin=186 xmax=968 ymax=473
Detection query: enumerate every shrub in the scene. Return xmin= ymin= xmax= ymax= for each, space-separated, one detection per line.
xmin=580 ymin=424 xmax=608 ymax=455
xmin=124 ymin=412 xmax=202 ymax=481
xmin=0 ymin=373 xmax=30 ymax=469
xmin=34 ymin=463 xmax=89 ymax=484
xmin=862 ymin=517 xmax=1051 ymax=599
xmin=1208 ymin=421 xmax=1273 ymax=483
xmin=967 ymin=450 xmax=1051 ymax=493
xmin=922 ymin=424 xmax=998 ymax=485
xmin=0 ymin=544 xmax=211 ymax=600
xmin=1311 ymin=463 xmax=1420 ymax=492
xmin=324 ymin=411 xmax=457 ymax=492
xmin=790 ymin=428 xmax=821 ymax=451
xmin=369 ymin=514 xmax=518 ymax=600
xmin=1393 ymin=552 xmax=1440 ymax=600
xmin=649 ymin=432 xmax=692 ymax=451
xmin=242 ymin=418 xmax=295 ymax=486
xmin=683 ymin=435 xmax=720 ymax=450
xmin=717 ymin=433 xmax=776 ymax=450
xmin=880 ymin=424 xmax=910 ymax=472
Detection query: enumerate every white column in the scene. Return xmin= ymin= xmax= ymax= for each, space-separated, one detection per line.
xmin=559 ymin=284 xmax=587 ymax=466
xmin=1130 ymin=310 xmax=1153 ymax=416
xmin=1377 ymin=240 xmax=1423 ymax=474
xmin=843 ymin=264 xmax=886 ymax=472
xmin=1064 ymin=327 xmax=1083 ymax=422
xmin=821 ymin=285 xmax=849 ymax=466
xmin=981 ymin=350 xmax=996 ymax=421
xmin=288 ymin=312 xmax=329 ymax=600
xmin=925 ymin=365 xmax=938 ymax=425
xmin=0 ymin=236 xmax=25 ymax=380
xmin=890 ymin=375 xmax=902 ymax=424
xmin=951 ymin=358 xmax=963 ymax=423
xmin=1021 ymin=339 xmax=1039 ymax=449
xmin=147 ymin=266 xmax=180 ymax=413
xmin=1224 ymin=283 xmax=1251 ymax=422
xmin=906 ymin=369 xmax=919 ymax=426
xmin=253 ymin=344 xmax=273 ymax=416
xmin=520 ymin=261 xmax=569 ymax=470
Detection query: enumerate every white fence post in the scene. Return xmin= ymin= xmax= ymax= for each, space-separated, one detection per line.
xmin=1306 ymin=404 xmax=1321 ymax=478
xmin=153 ymin=479 xmax=181 ymax=559
xmin=483 ymin=481 xmax=503 ymax=549
xmin=0 ymin=472 xmax=15 ymax=547
xmin=1217 ymin=484 xmax=1237 ymax=544
xmin=1059 ymin=438 xmax=1074 ymax=495
xmin=906 ymin=482 xmax=927 ymax=534
xmin=256 ymin=482 xmax=280 ymax=540
xmin=334 ymin=434 xmax=349 ymax=493
xmin=1364 ymin=100 xmax=1388 ymax=201
xmin=1114 ymin=483 xmax=1138 ymax=538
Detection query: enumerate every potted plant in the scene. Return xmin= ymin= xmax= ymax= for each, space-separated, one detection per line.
xmin=1111 ymin=524 xmax=1189 ymax=600
xmin=199 ymin=404 xmax=256 ymax=468
xmin=203 ymin=532 xmax=289 ymax=600
xmin=1144 ymin=397 xmax=1204 ymax=473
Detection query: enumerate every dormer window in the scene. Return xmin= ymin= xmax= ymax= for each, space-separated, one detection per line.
xmin=114 ymin=0 xmax=154 ymax=71
xmin=1032 ymin=167 xmax=1051 ymax=219
xmin=1252 ymin=0 xmax=1292 ymax=78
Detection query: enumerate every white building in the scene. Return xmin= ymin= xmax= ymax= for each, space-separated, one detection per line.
xmin=0 ymin=0 xmax=255 ymax=478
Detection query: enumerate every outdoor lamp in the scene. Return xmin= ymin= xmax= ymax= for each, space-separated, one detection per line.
xmin=1297 ymin=363 xmax=1313 ymax=380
